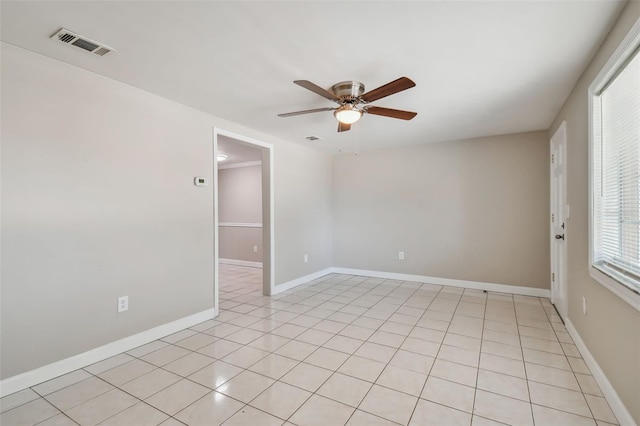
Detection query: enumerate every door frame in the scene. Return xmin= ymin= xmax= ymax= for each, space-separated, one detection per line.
xmin=213 ymin=128 xmax=275 ymax=308
xmin=550 ymin=121 xmax=568 ymax=320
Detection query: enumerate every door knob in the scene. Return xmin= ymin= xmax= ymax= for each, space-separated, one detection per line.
xmin=555 ymin=234 xmax=565 ymax=240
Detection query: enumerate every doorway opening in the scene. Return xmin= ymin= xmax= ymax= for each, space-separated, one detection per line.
xmin=550 ymin=122 xmax=568 ymax=320
xmin=213 ymin=128 xmax=274 ymax=315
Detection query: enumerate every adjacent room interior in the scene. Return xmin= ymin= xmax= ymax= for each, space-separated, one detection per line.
xmin=217 ymin=135 xmax=265 ymax=295
xmin=1 ymin=1 xmax=639 ymax=426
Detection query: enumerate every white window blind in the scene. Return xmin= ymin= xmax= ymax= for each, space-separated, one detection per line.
xmin=592 ymin=47 xmax=640 ymax=295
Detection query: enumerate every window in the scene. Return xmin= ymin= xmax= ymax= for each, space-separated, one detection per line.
xmin=590 ymin=19 xmax=640 ymax=310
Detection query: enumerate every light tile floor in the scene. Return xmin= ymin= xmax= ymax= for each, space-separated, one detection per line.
xmin=1 ymin=267 xmax=619 ymax=426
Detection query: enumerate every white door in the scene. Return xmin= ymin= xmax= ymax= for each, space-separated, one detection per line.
xmin=550 ymin=122 xmax=568 ymax=320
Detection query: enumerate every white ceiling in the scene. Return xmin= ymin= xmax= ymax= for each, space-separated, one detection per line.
xmin=1 ymin=1 xmax=626 ymax=153
xmin=218 ymin=135 xmax=263 ymax=165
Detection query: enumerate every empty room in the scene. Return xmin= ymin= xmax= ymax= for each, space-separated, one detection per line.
xmin=1 ymin=1 xmax=639 ymax=426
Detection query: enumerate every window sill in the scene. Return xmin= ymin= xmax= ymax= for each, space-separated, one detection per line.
xmin=589 ymin=266 xmax=640 ymax=312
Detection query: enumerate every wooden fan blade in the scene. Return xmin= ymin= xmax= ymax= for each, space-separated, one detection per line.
xmin=365 ymin=106 xmax=417 ymax=120
xmin=361 ymin=77 xmax=416 ymax=103
xmin=294 ymin=80 xmax=341 ymax=102
xmin=338 ymin=121 xmax=351 ymax=132
xmin=278 ymin=107 xmax=336 ymax=117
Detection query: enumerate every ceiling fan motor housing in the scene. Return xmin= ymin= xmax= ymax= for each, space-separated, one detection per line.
xmin=331 ymin=81 xmax=365 ymax=102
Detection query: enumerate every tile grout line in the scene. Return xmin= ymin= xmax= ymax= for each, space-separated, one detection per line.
xmin=513 ymin=294 xmax=535 ymax=425
xmin=470 ymin=289 xmax=490 ymax=424
xmin=405 ymin=284 xmax=467 ymax=425
xmin=2 ymin=270 xmax=617 ymax=426
xmin=211 ymin=275 xmax=404 ymax=424
xmin=542 ymin=300 xmax=606 ymax=424
xmin=283 ymin=277 xmax=425 ymax=425
xmin=342 ymin=280 xmax=428 ymax=425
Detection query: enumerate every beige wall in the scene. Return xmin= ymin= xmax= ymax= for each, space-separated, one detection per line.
xmin=218 ymin=165 xmax=263 ymax=263
xmin=218 ymin=227 xmax=262 ymax=263
xmin=333 ymin=131 xmax=550 ymax=289
xmin=0 ymin=43 xmax=333 ymax=379
xmin=218 ymin=165 xmax=263 ymax=224
xmin=274 ymin=142 xmax=333 ymax=281
xmin=548 ymin=2 xmax=640 ymax=422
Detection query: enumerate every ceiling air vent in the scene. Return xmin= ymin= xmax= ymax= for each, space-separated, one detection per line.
xmin=51 ymin=28 xmax=115 ymax=57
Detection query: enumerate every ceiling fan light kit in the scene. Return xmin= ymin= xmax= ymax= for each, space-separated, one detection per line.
xmin=278 ymin=77 xmax=417 ymax=132
xmin=334 ymin=104 xmax=363 ymax=124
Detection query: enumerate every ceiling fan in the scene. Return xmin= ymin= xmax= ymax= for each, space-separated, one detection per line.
xmin=278 ymin=77 xmax=417 ymax=132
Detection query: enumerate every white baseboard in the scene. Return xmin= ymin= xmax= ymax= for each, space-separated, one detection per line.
xmin=0 ymin=308 xmax=216 ymax=398
xmin=219 ymin=258 xmax=263 ymax=268
xmin=272 ymin=266 xmax=549 ymax=298
xmin=273 ymin=267 xmax=334 ymax=294
xmin=331 ymin=267 xmax=550 ymax=298
xmin=0 ymin=267 xmax=558 ymax=400
xmin=565 ymin=319 xmax=635 ymax=426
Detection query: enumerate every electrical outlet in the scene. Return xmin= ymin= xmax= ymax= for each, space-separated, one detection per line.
xmin=398 ymin=251 xmax=405 ymax=260
xmin=118 ymin=296 xmax=129 ymax=313
xmin=253 ymin=245 xmax=258 ymax=253
xmin=582 ymin=296 xmax=587 ymax=315
xmin=304 ymin=254 xmax=308 ymax=263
